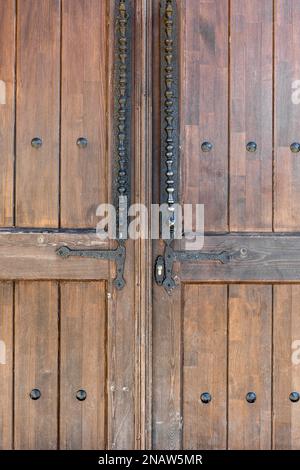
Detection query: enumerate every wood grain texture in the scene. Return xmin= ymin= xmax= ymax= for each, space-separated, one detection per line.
xmin=0 ymin=232 xmax=109 ymax=280
xmin=177 ymin=234 xmax=300 ymax=282
xmin=0 ymin=0 xmax=15 ymax=226
xmin=152 ymin=242 xmax=182 ymax=450
xmin=0 ymin=282 xmax=13 ymax=450
xmin=183 ymin=285 xmax=227 ymax=449
xmin=230 ymin=0 xmax=273 ymax=231
xmin=228 ymin=285 xmax=272 ymax=449
xmin=274 ymin=1 xmax=300 ymax=230
xmin=107 ymin=239 xmax=136 ymax=450
xmin=273 ymin=285 xmax=300 ymax=449
xmin=14 ymin=281 xmax=58 ymax=449
xmin=16 ymin=0 xmax=60 ymax=227
xmin=60 ymin=282 xmax=106 ymax=450
xmin=60 ymin=0 xmax=108 ymax=228
xmin=181 ymin=0 xmax=228 ymax=231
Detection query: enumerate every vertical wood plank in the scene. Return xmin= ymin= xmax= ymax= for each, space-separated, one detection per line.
xmin=0 ymin=0 xmax=15 ymax=226
xmin=16 ymin=0 xmax=60 ymax=227
xmin=273 ymin=285 xmax=300 ymax=449
xmin=107 ymin=240 xmax=136 ymax=449
xmin=0 ymin=282 xmax=13 ymax=450
xmin=181 ymin=0 xmax=228 ymax=231
xmin=14 ymin=281 xmax=58 ymax=449
xmin=274 ymin=1 xmax=300 ymax=230
xmin=183 ymin=285 xmax=227 ymax=450
xmin=60 ymin=281 xmax=106 ymax=450
xmin=60 ymin=0 xmax=108 ymax=227
xmin=230 ymin=0 xmax=273 ymax=231
xmin=228 ymin=285 xmax=272 ymax=449
xmin=152 ymin=242 xmax=182 ymax=450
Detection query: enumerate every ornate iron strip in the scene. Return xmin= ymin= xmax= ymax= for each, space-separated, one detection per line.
xmin=160 ymin=0 xmax=179 ymax=234
xmin=56 ymin=0 xmax=133 ymax=290
xmin=157 ymin=0 xmax=232 ymax=292
xmin=114 ymin=0 xmax=132 ymax=234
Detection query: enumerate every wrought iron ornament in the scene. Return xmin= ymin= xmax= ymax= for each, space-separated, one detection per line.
xmin=156 ymin=1 xmax=232 ymax=292
xmin=57 ymin=1 xmax=133 ymax=290
xmin=160 ymin=0 xmax=179 ymax=232
xmin=114 ymin=0 xmax=132 ymax=233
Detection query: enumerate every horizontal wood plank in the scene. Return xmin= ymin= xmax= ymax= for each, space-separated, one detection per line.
xmin=0 ymin=233 xmax=109 ymax=279
xmin=178 ymin=234 xmax=300 ymax=282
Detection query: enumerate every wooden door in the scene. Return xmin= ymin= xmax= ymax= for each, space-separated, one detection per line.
xmin=2 ymin=0 xmax=300 ymax=453
xmin=151 ymin=0 xmax=300 ymax=450
xmin=0 ymin=0 xmax=150 ymax=450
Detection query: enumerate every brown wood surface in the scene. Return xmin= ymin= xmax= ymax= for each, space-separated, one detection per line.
xmin=60 ymin=281 xmax=106 ymax=449
xmin=183 ymin=285 xmax=227 ymax=449
xmin=178 ymin=234 xmax=300 ymax=282
xmin=0 ymin=232 xmax=109 ymax=280
xmin=275 ymin=1 xmax=300 ymax=231
xmin=0 ymin=282 xmax=13 ymax=450
xmin=152 ymin=242 xmax=182 ymax=450
xmin=228 ymin=285 xmax=272 ymax=449
xmin=16 ymin=0 xmax=60 ymax=227
xmin=14 ymin=281 xmax=58 ymax=449
xmin=0 ymin=0 xmax=15 ymax=226
xmin=230 ymin=0 xmax=273 ymax=231
xmin=0 ymin=0 xmax=143 ymax=452
xmin=181 ymin=0 xmax=228 ymax=232
xmin=107 ymin=239 xmax=136 ymax=450
xmin=273 ymin=285 xmax=300 ymax=449
xmin=60 ymin=0 xmax=107 ymax=228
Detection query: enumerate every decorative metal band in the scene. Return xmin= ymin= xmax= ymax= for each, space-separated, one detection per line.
xmin=160 ymin=0 xmax=179 ymax=233
xmin=114 ymin=0 xmax=132 ymax=238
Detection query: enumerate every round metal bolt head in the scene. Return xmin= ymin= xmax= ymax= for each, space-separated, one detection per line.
xmin=76 ymin=137 xmax=88 ymax=148
xmin=246 ymin=391 xmax=256 ymax=403
xmin=200 ymin=392 xmax=212 ymax=404
xmin=289 ymin=391 xmax=300 ymax=403
xmin=201 ymin=141 xmax=213 ymax=152
xmin=246 ymin=141 xmax=257 ymax=152
xmin=31 ymin=137 xmax=43 ymax=149
xmin=290 ymin=142 xmax=300 ymax=153
xmin=30 ymin=389 xmax=41 ymax=400
xmin=76 ymin=389 xmax=87 ymax=401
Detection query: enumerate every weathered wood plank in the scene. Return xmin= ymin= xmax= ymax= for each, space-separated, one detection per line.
xmin=228 ymin=285 xmax=272 ymax=449
xmin=273 ymin=285 xmax=300 ymax=449
xmin=178 ymin=234 xmax=300 ymax=282
xmin=16 ymin=0 xmax=60 ymax=227
xmin=152 ymin=241 xmax=182 ymax=450
xmin=0 ymin=0 xmax=15 ymax=226
xmin=0 ymin=232 xmax=109 ymax=279
xmin=181 ymin=0 xmax=228 ymax=231
xmin=230 ymin=0 xmax=273 ymax=231
xmin=60 ymin=281 xmax=106 ymax=449
xmin=60 ymin=0 xmax=107 ymax=228
xmin=275 ymin=0 xmax=300 ymax=230
xmin=0 ymin=282 xmax=13 ymax=450
xmin=14 ymin=281 xmax=58 ymax=449
xmin=183 ymin=285 xmax=227 ymax=449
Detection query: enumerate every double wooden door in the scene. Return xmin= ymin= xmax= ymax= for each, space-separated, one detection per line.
xmin=1 ymin=0 xmax=300 ymax=450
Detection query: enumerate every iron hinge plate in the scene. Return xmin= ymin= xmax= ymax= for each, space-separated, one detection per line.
xmin=56 ymin=243 xmax=126 ymax=290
